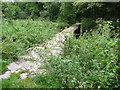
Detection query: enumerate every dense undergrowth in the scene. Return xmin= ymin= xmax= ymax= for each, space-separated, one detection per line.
xmin=2 ymin=20 xmax=120 ymax=88
xmin=44 ymin=20 xmax=119 ymax=88
xmin=47 ymin=36 xmax=119 ymax=88
xmin=1 ymin=19 xmax=68 ymax=73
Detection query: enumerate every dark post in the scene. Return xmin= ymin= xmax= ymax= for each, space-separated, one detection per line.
xmin=74 ymin=23 xmax=82 ymax=39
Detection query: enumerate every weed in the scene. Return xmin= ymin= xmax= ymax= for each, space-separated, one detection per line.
xmin=2 ymin=19 xmax=67 ymax=73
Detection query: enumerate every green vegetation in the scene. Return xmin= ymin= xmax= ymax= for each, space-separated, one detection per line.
xmin=2 ymin=73 xmax=37 ymax=88
xmin=1 ymin=2 xmax=120 ymax=89
xmin=2 ymin=20 xmax=119 ymax=88
xmin=2 ymin=2 xmax=120 ymax=25
xmin=2 ymin=72 xmax=61 ymax=88
xmin=46 ymin=21 xmax=119 ymax=88
xmin=2 ymin=19 xmax=68 ymax=73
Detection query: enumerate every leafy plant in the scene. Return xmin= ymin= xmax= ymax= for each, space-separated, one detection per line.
xmin=44 ymin=20 xmax=119 ymax=88
xmin=2 ymin=19 xmax=67 ymax=73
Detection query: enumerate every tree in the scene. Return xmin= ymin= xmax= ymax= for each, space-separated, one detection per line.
xmin=59 ymin=2 xmax=76 ymax=24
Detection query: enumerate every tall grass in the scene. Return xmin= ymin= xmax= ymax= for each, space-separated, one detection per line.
xmin=2 ymin=19 xmax=68 ymax=72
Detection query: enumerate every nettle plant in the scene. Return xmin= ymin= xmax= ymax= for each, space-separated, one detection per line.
xmin=47 ymin=20 xmax=119 ymax=88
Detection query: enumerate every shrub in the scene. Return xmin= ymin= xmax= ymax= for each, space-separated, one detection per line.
xmin=40 ymin=11 xmax=49 ymax=19
xmin=45 ymin=20 xmax=119 ymax=88
xmin=81 ymin=17 xmax=96 ymax=30
xmin=2 ymin=19 xmax=66 ymax=72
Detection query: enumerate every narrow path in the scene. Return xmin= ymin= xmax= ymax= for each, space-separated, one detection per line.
xmin=0 ymin=23 xmax=79 ymax=80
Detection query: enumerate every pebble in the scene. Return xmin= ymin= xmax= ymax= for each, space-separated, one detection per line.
xmin=20 ymin=73 xmax=28 ymax=79
xmin=15 ymin=70 xmax=21 ymax=73
xmin=0 ymin=72 xmax=11 ymax=79
xmin=5 ymin=71 xmax=11 ymax=74
xmin=21 ymin=67 xmax=26 ymax=70
xmin=7 ymin=62 xmax=20 ymax=71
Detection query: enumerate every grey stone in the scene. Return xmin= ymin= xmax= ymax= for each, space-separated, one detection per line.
xmin=20 ymin=73 xmax=28 ymax=79
xmin=7 ymin=62 xmax=20 ymax=71
xmin=0 ymin=73 xmax=11 ymax=79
